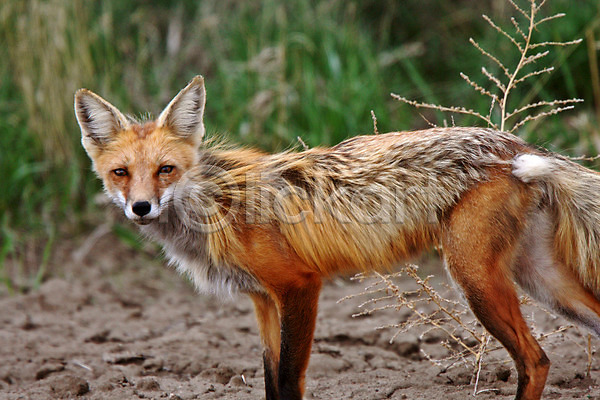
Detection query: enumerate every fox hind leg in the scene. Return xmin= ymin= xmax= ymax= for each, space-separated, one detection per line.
xmin=443 ymin=177 xmax=549 ymax=400
xmin=443 ymin=252 xmax=550 ymax=400
xmin=515 ymin=209 xmax=600 ymax=337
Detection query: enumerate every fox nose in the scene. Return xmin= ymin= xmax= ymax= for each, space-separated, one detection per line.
xmin=132 ymin=201 xmax=151 ymax=217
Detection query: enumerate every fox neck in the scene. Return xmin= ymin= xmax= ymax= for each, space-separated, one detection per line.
xmin=140 ymin=204 xmax=209 ymax=260
xmin=138 ymin=196 xmax=263 ymax=297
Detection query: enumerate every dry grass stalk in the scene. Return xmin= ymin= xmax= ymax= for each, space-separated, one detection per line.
xmin=390 ymin=94 xmax=495 ymax=128
xmin=296 ymin=136 xmax=309 ymax=151
xmin=341 ymin=266 xmax=596 ymax=393
xmin=370 ymin=110 xmax=380 ymax=135
xmin=392 ymin=0 xmax=583 ymax=133
xmin=340 ymin=265 xmax=488 ymax=365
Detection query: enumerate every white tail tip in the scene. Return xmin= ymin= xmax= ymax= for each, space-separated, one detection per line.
xmin=512 ymin=154 xmax=554 ymax=183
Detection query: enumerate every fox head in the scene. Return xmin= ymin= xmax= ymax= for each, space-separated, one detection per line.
xmin=75 ymin=76 xmax=206 ymax=225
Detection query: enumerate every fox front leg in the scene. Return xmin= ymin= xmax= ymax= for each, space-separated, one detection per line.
xmin=252 ymin=271 xmax=321 ymax=400
xmin=276 ymin=273 xmax=322 ymax=399
xmin=251 ymin=293 xmax=281 ymax=400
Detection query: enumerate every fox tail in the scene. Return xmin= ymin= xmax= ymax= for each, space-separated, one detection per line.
xmin=512 ymin=152 xmax=600 ymax=294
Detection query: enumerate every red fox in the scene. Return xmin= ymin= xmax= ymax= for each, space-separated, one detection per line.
xmin=75 ymin=76 xmax=600 ymax=400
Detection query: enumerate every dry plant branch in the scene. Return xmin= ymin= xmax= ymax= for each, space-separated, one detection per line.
xmin=506 ymin=98 xmax=583 ymax=121
xmin=393 ymin=0 xmax=583 ymax=133
xmin=534 ymin=12 xmax=566 ymax=27
xmin=390 ymin=94 xmax=495 ymax=128
xmin=472 ymin=335 xmax=492 ymax=396
xmin=483 ymin=14 xmax=522 ymax=52
xmin=341 ymin=265 xmax=488 ymax=365
xmin=296 ymin=136 xmax=309 ymax=150
xmin=511 ymin=17 xmax=527 ymax=40
xmin=511 ymin=105 xmax=577 ymax=132
xmin=460 ymin=72 xmax=499 ymax=102
xmin=530 ymin=39 xmax=583 ymax=49
xmin=468 ymin=38 xmax=511 ymax=79
xmin=512 ymin=66 xmax=554 ymax=86
xmin=508 ymin=0 xmax=529 ymax=20
xmin=588 ymin=334 xmax=594 ymax=377
xmin=342 ymin=268 xmax=594 ymax=393
xmin=481 ymin=67 xmax=506 ymax=93
xmin=370 ymin=110 xmax=379 ymax=135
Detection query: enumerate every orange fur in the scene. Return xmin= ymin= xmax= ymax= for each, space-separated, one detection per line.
xmin=76 ymin=76 xmax=600 ymax=400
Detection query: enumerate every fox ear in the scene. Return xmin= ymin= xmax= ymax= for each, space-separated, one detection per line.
xmin=157 ymin=75 xmax=206 ymax=144
xmin=74 ymin=89 xmax=131 ymax=153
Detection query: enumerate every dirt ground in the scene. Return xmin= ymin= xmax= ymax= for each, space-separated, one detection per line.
xmin=1 ymin=230 xmax=600 ymax=400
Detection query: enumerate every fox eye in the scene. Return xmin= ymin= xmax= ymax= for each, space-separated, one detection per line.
xmin=159 ymin=165 xmax=175 ymax=175
xmin=112 ymin=168 xmax=128 ymax=177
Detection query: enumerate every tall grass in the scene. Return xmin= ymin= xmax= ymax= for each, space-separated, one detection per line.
xmin=0 ymin=0 xmax=598 ymax=291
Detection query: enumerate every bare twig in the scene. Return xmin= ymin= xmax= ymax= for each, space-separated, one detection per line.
xmin=472 ymin=335 xmax=491 ymax=396
xmin=342 ymin=268 xmax=593 ymax=393
xmin=511 ymin=17 xmax=527 ymax=40
xmin=587 ymin=334 xmax=593 ymax=377
xmin=510 ymin=105 xmax=577 ymax=132
xmin=506 ymin=98 xmax=583 ymax=120
xmin=534 ymin=12 xmax=566 ymax=27
xmin=512 ymin=66 xmax=554 ymax=86
xmin=481 ymin=67 xmax=506 ymax=93
xmin=469 ymin=38 xmax=511 ymax=79
xmin=522 ymin=50 xmax=550 ymax=67
xmin=461 ymin=72 xmax=499 ymax=101
xmin=296 ymin=136 xmax=309 ymax=150
xmin=508 ymin=0 xmax=530 ymax=20
xmin=483 ymin=14 xmax=522 ymax=51
xmin=568 ymin=154 xmax=600 ymax=162
xmin=530 ymin=39 xmax=583 ymax=49
xmin=391 ymin=94 xmax=496 ymax=128
xmin=371 ymin=110 xmax=379 ymax=135
xmin=499 ymin=0 xmax=536 ymax=131
xmin=418 ymin=113 xmax=438 ymax=128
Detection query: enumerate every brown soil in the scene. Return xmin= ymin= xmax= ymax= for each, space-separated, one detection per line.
xmin=1 ymin=231 xmax=599 ymax=399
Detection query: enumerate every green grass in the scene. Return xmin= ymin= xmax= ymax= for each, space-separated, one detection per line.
xmin=0 ymin=0 xmax=598 ymax=292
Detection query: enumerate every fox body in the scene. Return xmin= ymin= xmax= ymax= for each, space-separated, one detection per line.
xmin=76 ymin=76 xmax=600 ymax=400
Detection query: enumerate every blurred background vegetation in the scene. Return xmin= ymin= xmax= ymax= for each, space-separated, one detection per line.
xmin=0 ymin=0 xmax=599 ymax=293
